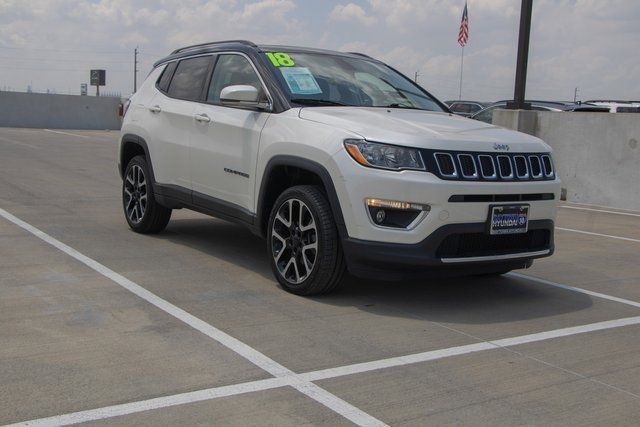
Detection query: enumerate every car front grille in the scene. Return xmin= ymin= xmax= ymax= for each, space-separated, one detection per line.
xmin=436 ymin=229 xmax=551 ymax=258
xmin=423 ymin=150 xmax=555 ymax=182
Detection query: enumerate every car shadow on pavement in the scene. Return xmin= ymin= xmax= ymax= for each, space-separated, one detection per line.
xmin=160 ymin=217 xmax=274 ymax=280
xmin=161 ymin=218 xmax=593 ymax=325
xmin=316 ymin=273 xmax=594 ymax=325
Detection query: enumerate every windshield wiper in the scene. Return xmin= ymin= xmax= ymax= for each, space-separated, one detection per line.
xmin=291 ymin=98 xmax=348 ymax=107
xmin=381 ymin=103 xmax=425 ymax=110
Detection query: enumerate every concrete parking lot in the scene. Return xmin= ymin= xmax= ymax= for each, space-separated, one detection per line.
xmin=1 ymin=128 xmax=640 ymax=426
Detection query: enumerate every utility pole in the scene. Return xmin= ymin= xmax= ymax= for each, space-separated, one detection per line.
xmin=414 ymin=71 xmax=420 ymax=83
xmin=507 ymin=0 xmax=533 ymax=110
xmin=134 ymin=47 xmax=139 ymax=93
xmin=573 ymin=87 xmax=579 ymax=103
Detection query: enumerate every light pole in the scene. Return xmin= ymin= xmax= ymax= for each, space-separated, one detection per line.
xmin=134 ymin=47 xmax=139 ymax=93
xmin=507 ymin=0 xmax=533 ymax=110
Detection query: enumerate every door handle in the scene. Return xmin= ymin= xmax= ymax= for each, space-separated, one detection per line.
xmin=149 ymin=105 xmax=162 ymax=113
xmin=194 ymin=113 xmax=211 ymax=123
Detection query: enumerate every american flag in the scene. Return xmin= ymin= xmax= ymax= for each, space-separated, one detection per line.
xmin=458 ymin=2 xmax=469 ymax=47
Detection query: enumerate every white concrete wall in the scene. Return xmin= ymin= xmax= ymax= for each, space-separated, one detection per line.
xmin=0 ymin=91 xmax=122 ymax=130
xmin=494 ymin=109 xmax=640 ymax=211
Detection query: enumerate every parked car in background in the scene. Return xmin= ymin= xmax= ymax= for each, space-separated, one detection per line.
xmin=445 ymin=100 xmax=491 ymax=117
xmin=585 ymin=100 xmax=640 ymax=113
xmin=471 ymin=100 xmax=609 ymax=124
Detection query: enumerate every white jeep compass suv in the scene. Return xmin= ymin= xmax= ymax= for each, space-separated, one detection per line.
xmin=119 ymin=40 xmax=560 ymax=295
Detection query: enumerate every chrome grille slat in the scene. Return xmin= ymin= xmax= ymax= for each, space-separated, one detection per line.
xmin=497 ymin=155 xmax=514 ymax=179
xmin=541 ymin=155 xmax=555 ymax=178
xmin=478 ymin=155 xmax=497 ymax=180
xmin=433 ymin=153 xmax=458 ymax=178
xmin=514 ymin=155 xmax=529 ymax=179
xmin=457 ymin=154 xmax=478 ymax=179
xmin=528 ymin=155 xmax=543 ymax=179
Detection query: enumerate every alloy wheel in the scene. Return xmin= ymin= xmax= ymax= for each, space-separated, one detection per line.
xmin=124 ymin=164 xmax=147 ymax=224
xmin=271 ymin=198 xmax=318 ymax=284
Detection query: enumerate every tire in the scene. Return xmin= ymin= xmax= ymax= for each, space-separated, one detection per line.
xmin=122 ymin=155 xmax=171 ymax=234
xmin=267 ymin=185 xmax=346 ymax=295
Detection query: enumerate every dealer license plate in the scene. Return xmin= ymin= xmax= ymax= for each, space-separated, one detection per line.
xmin=489 ymin=205 xmax=529 ymax=235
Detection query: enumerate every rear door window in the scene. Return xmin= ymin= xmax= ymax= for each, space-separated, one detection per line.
xmin=451 ymin=103 xmax=471 ymax=114
xmin=468 ymin=104 xmax=482 ymax=113
xmin=167 ymin=56 xmax=212 ymax=101
xmin=449 ymin=103 xmax=462 ymax=112
xmin=474 ymin=106 xmax=497 ymax=123
xmin=156 ymin=62 xmax=177 ymax=93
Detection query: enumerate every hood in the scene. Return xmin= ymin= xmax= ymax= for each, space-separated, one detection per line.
xmin=298 ymin=107 xmax=549 ymax=152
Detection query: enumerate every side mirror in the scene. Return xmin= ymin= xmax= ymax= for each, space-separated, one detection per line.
xmin=219 ymin=85 xmax=271 ymax=110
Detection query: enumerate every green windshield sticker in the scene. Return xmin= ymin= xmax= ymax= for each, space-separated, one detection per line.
xmin=279 ymin=67 xmax=322 ymax=95
xmin=265 ymin=52 xmax=295 ymax=67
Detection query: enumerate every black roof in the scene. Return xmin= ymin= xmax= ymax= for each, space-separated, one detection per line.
xmin=154 ymin=40 xmax=378 ymax=68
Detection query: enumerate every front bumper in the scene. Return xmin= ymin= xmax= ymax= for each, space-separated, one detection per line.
xmin=342 ymin=219 xmax=554 ymax=280
xmin=327 ymin=148 xmax=561 ymax=279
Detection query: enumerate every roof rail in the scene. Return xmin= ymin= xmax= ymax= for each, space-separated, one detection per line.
xmin=347 ymin=51 xmax=374 ymax=59
xmin=586 ymin=100 xmax=638 ymax=104
xmin=171 ymin=40 xmax=257 ymax=55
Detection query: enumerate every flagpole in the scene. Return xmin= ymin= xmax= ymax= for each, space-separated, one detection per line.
xmin=458 ymin=45 xmax=464 ymax=100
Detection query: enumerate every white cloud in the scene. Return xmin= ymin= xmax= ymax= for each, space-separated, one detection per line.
xmin=330 ymin=3 xmax=377 ymax=26
xmin=0 ymin=0 xmax=637 ymax=101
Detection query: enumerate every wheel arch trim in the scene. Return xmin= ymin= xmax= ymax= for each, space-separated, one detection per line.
xmin=256 ymin=155 xmax=347 ymax=238
xmin=119 ymin=134 xmax=157 ymax=186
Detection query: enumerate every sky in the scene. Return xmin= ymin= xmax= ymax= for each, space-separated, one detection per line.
xmin=0 ymin=0 xmax=638 ymax=102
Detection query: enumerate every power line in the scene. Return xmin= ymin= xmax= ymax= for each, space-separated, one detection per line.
xmin=0 ymin=45 xmax=167 ymax=58
xmin=0 ymin=45 xmax=133 ymax=55
xmin=137 ymin=51 xmax=168 ymax=57
xmin=0 ymin=65 xmax=133 ymax=72
xmin=0 ymin=55 xmax=152 ymax=64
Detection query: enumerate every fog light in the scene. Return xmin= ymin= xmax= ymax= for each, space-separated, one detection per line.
xmin=366 ymin=198 xmax=428 ymax=211
xmin=365 ymin=198 xmax=429 ymax=229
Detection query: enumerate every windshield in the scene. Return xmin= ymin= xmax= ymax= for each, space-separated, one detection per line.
xmin=263 ymin=51 xmax=445 ymax=111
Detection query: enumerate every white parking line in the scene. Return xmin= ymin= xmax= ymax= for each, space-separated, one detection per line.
xmin=7 ymin=378 xmax=289 ymax=427
xmin=560 ymin=205 xmax=640 ymax=218
xmin=509 ymin=272 xmax=640 ymax=309
xmin=0 ymin=135 xmax=39 ymax=149
xmin=304 ymin=315 xmax=640 ymax=381
xmin=4 ymin=206 xmax=640 ymax=426
xmin=11 ymin=315 xmax=640 ymax=426
xmin=557 ymin=227 xmax=640 ymax=244
xmin=43 ymin=129 xmax=93 ymax=139
xmin=0 ymin=207 xmax=386 ymax=427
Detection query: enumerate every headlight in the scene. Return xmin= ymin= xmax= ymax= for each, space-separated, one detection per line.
xmin=344 ymin=139 xmax=425 ymax=171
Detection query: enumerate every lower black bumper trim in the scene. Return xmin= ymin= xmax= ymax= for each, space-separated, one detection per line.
xmin=341 ymin=220 xmax=554 ymax=280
